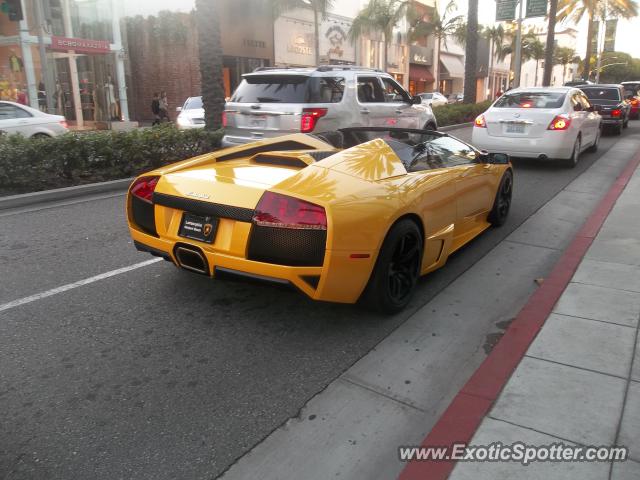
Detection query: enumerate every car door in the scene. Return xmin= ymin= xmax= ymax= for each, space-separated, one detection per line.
xmin=0 ymin=102 xmax=33 ymax=136
xmin=578 ymin=92 xmax=600 ymax=143
xmin=380 ymin=76 xmax=419 ymax=128
xmin=355 ymin=76 xmax=388 ymax=127
xmin=569 ymin=92 xmax=591 ymax=146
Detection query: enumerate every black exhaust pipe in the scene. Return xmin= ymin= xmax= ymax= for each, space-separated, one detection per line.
xmin=174 ymin=245 xmax=209 ymax=275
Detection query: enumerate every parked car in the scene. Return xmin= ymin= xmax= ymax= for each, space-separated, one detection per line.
xmin=176 ymin=96 xmax=205 ymax=129
xmin=127 ymin=127 xmax=511 ymax=313
xmin=472 ymin=87 xmax=602 ymax=168
xmin=579 ymin=84 xmax=630 ymax=135
xmin=222 ymin=66 xmax=437 ymax=147
xmin=0 ymin=101 xmax=68 ymax=138
xmin=416 ymin=92 xmax=448 ymax=108
xmin=621 ymin=81 xmax=640 ymax=119
xmin=448 ymin=93 xmax=463 ymax=103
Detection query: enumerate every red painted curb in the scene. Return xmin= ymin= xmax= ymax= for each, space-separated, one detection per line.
xmin=398 ymin=148 xmax=640 ymax=480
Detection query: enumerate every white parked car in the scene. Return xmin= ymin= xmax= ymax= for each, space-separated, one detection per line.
xmin=0 ymin=101 xmax=68 ymax=138
xmin=176 ymin=96 xmax=205 ymax=129
xmin=472 ymin=87 xmax=602 ymax=168
xmin=417 ymin=92 xmax=448 ymax=108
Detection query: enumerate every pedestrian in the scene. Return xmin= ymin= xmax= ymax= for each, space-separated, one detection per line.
xmin=159 ymin=91 xmax=169 ymax=122
xmin=151 ymin=92 xmax=161 ymax=126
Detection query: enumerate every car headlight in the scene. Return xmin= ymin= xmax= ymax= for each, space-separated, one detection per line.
xmin=177 ymin=115 xmax=193 ymax=126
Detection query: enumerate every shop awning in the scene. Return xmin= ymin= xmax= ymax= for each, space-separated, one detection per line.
xmin=409 ymin=64 xmax=435 ymax=84
xmin=440 ymin=54 xmax=464 ymax=79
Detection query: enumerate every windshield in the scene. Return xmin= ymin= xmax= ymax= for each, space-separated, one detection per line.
xmin=184 ymin=97 xmax=203 ymax=110
xmin=230 ymin=75 xmax=345 ymax=103
xmin=581 ymin=88 xmax=621 ymax=101
xmin=493 ymin=92 xmax=566 ymax=109
xmin=420 ymin=93 xmax=433 ymax=99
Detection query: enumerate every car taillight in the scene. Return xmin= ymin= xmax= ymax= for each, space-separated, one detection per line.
xmin=222 ymin=111 xmax=227 ymax=127
xmin=631 ymin=99 xmax=639 ymax=106
xmin=300 ymin=108 xmax=327 ymax=133
xmin=611 ymin=109 xmax=622 ymax=117
xmin=59 ymin=120 xmax=68 ymax=129
xmin=548 ymin=115 xmax=571 ymax=131
xmin=130 ymin=176 xmax=159 ymax=203
xmin=253 ymin=191 xmax=327 ymax=230
xmin=474 ymin=114 xmax=487 ymax=128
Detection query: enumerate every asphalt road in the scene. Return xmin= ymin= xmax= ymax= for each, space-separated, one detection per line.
xmin=0 ymin=125 xmax=636 ymax=480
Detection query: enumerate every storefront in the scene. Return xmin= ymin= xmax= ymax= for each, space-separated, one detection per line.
xmin=439 ymin=52 xmax=464 ymax=96
xmin=0 ymin=0 xmax=131 ymax=129
xmin=408 ymin=45 xmax=435 ymax=95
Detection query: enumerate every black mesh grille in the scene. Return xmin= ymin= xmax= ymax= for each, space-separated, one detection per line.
xmin=248 ymin=225 xmax=326 ymax=267
xmin=217 ymin=141 xmax=314 ymax=161
xmin=131 ymin=196 xmax=157 ymax=236
xmin=153 ymin=193 xmax=254 ymax=222
xmin=305 ymin=151 xmax=338 ymax=162
xmin=253 ymin=155 xmax=308 ymax=168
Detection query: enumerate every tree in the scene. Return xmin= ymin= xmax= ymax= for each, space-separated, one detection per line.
xmin=272 ymin=0 xmax=334 ymax=65
xmin=195 ymin=0 xmax=225 ymax=130
xmin=349 ymin=0 xmax=412 ymax=72
xmin=557 ymin=0 xmax=638 ymax=81
xmin=484 ymin=24 xmax=504 ymax=97
xmin=530 ymin=38 xmax=546 ymax=86
xmin=554 ymin=46 xmax=579 ymax=84
xmin=542 ymin=0 xmax=558 ymax=86
xmin=409 ymin=0 xmax=462 ymax=91
xmin=463 ymin=0 xmax=479 ymax=103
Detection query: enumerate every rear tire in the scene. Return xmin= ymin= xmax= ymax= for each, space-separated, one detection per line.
xmin=488 ymin=170 xmax=513 ymax=227
xmin=562 ymin=136 xmax=581 ymax=168
xmin=362 ymin=219 xmax=423 ymax=314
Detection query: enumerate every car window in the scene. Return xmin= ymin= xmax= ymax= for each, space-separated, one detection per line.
xmin=381 ymin=78 xmax=410 ymax=103
xmin=230 ymin=75 xmax=344 ymax=103
xmin=581 ymin=88 xmax=621 ymax=101
xmin=357 ymin=77 xmax=385 ymax=103
xmin=421 ymin=93 xmax=433 ymax=99
xmin=409 ymin=136 xmax=477 ymax=172
xmin=494 ymin=92 xmax=566 ymax=108
xmin=0 ymin=104 xmax=32 ymax=119
xmin=184 ymin=97 xmax=203 ymax=110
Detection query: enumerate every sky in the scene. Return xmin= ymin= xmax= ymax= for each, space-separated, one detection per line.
xmin=119 ymin=0 xmax=639 ymax=59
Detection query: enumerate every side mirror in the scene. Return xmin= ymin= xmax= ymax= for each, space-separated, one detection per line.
xmin=176 ymin=106 xmax=182 ymax=112
xmin=411 ymin=96 xmax=422 ymax=105
xmin=593 ymin=104 xmax=603 ymax=112
xmin=479 ymin=151 xmax=509 ymax=164
xmin=574 ymin=104 xmax=583 ymax=112
xmin=587 ymin=106 xmax=595 ymax=112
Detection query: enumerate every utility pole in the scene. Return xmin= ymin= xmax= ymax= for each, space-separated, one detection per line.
xmin=513 ymin=0 xmax=524 ymax=87
xmin=595 ymin=0 xmax=607 ymax=83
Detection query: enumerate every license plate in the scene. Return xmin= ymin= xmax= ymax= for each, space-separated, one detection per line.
xmin=248 ymin=116 xmax=266 ymax=128
xmin=178 ymin=213 xmax=218 ymax=243
xmin=506 ymin=123 xmax=526 ymax=133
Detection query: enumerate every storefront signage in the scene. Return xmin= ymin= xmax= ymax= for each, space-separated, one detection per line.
xmin=243 ymin=39 xmax=266 ymax=49
xmin=410 ymin=45 xmax=431 ymax=65
xmin=525 ymin=0 xmax=547 ymax=18
xmin=496 ymin=0 xmax=517 ymax=21
xmin=50 ymin=36 xmax=111 ymax=54
xmin=287 ymin=35 xmax=312 ymax=55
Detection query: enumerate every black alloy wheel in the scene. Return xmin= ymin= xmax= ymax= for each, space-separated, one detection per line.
xmin=488 ymin=170 xmax=513 ymax=226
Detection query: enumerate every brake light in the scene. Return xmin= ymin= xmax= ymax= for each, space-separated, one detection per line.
xmin=521 ymin=102 xmax=532 ymax=108
xmin=474 ymin=114 xmax=487 ymax=128
xmin=59 ymin=120 xmax=68 ymax=129
xmin=253 ymin=191 xmax=327 ymax=230
xmin=611 ymin=109 xmax=622 ymax=117
xmin=130 ymin=176 xmax=160 ymax=203
xmin=548 ymin=115 xmax=571 ymax=131
xmin=300 ymin=108 xmax=327 ymax=133
xmin=222 ymin=111 xmax=227 ymax=127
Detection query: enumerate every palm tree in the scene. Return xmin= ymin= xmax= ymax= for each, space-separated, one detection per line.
xmin=349 ymin=0 xmax=412 ymax=72
xmin=557 ymin=0 xmax=638 ymax=81
xmin=484 ymin=25 xmax=504 ymax=97
xmin=195 ymin=0 xmax=225 ymax=130
xmin=409 ymin=0 xmax=462 ymax=91
xmin=272 ymin=0 xmax=334 ymax=64
xmin=554 ymin=46 xmax=579 ymax=84
xmin=530 ymin=39 xmax=546 ymax=86
xmin=463 ymin=0 xmax=479 ymax=103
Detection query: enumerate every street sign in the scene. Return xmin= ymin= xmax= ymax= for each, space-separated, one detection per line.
xmin=604 ymin=19 xmax=617 ymax=52
xmin=496 ymin=0 xmax=517 ymax=21
xmin=526 ymin=0 xmax=547 ymax=18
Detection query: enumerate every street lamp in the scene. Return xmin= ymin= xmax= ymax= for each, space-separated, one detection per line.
xmin=589 ymin=62 xmax=628 ymax=80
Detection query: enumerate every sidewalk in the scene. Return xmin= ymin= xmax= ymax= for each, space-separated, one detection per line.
xmin=437 ymin=159 xmax=640 ymax=479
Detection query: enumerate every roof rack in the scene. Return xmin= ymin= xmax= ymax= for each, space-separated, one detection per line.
xmin=316 ymin=65 xmax=382 ymax=72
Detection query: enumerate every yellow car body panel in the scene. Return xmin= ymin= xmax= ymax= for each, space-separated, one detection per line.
xmin=127 ymin=133 xmax=511 ymax=304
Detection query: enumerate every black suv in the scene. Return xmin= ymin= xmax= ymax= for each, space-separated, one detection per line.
xmin=579 ymin=84 xmax=630 ymax=135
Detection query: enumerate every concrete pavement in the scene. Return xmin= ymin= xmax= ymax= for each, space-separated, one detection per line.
xmin=446 ymin=150 xmax=640 ymax=479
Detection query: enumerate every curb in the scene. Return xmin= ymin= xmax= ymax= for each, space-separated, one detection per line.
xmin=0 ymin=177 xmax=133 ymax=211
xmin=439 ymin=122 xmax=473 ymax=132
xmin=398 ymin=147 xmax=640 ymax=480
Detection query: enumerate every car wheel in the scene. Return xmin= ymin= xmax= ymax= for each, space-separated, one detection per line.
xmin=31 ymin=133 xmax=51 ymax=139
xmin=424 ymin=122 xmax=437 ymax=131
xmin=488 ymin=170 xmax=513 ymax=227
xmin=363 ymin=219 xmax=423 ymax=314
xmin=587 ymin=128 xmax=600 ymax=153
xmin=563 ymin=137 xmax=581 ymax=168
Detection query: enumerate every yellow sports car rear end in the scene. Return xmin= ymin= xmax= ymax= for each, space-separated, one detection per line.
xmin=127 ymin=129 xmax=512 ymax=313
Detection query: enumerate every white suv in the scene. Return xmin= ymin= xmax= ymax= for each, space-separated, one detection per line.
xmin=222 ymin=66 xmax=438 ymax=147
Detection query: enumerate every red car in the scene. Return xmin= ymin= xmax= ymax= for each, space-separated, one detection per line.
xmin=622 ymin=81 xmax=640 ymax=119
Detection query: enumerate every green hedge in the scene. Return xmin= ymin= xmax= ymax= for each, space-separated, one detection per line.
xmin=433 ymin=100 xmax=493 ymax=127
xmin=0 ymin=125 xmax=223 ymax=195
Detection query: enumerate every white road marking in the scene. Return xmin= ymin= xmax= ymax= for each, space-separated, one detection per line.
xmin=0 ymin=258 xmax=163 ymax=314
